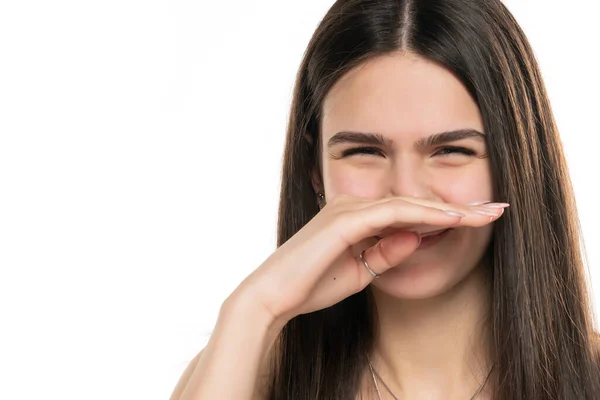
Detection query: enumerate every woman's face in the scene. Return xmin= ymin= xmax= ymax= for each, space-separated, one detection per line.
xmin=318 ymin=52 xmax=494 ymax=299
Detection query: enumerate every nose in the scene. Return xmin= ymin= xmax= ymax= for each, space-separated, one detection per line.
xmin=389 ymin=160 xmax=433 ymax=199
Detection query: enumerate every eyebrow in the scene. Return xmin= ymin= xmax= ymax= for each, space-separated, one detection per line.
xmin=327 ymin=129 xmax=485 ymax=149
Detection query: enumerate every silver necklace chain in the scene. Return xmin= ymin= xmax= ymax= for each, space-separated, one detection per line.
xmin=367 ymin=356 xmax=494 ymax=400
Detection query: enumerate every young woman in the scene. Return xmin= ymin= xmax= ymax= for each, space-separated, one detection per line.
xmin=170 ymin=0 xmax=600 ymax=398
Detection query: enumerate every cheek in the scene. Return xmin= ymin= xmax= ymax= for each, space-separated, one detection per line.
xmin=324 ymin=163 xmax=387 ymax=198
xmin=323 ymin=158 xmax=494 ymax=203
xmin=439 ymin=165 xmax=494 ymax=204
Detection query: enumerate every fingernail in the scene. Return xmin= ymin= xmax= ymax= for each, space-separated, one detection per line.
xmin=480 ymin=202 xmax=510 ymax=209
xmin=473 ymin=209 xmax=500 ymax=217
xmin=414 ymin=232 xmax=422 ymax=246
xmin=444 ymin=210 xmax=466 ymax=217
xmin=466 ymin=200 xmax=492 ymax=206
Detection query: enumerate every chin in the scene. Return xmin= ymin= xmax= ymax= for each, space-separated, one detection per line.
xmin=371 ymin=264 xmax=469 ymax=300
xmin=371 ymin=227 xmax=493 ymax=300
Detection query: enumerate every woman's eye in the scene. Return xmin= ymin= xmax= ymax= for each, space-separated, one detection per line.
xmin=433 ymin=146 xmax=476 ymax=157
xmin=338 ymin=146 xmax=476 ymax=158
xmin=341 ymin=147 xmax=384 ymax=157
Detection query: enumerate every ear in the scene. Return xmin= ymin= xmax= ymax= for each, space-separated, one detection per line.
xmin=311 ymin=165 xmax=323 ymax=195
xmin=307 ymin=130 xmax=323 ymax=195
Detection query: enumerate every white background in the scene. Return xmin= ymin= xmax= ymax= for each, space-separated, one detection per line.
xmin=0 ymin=1 xmax=598 ymax=399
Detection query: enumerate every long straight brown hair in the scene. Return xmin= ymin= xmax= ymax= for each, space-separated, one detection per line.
xmin=268 ymin=0 xmax=600 ymax=398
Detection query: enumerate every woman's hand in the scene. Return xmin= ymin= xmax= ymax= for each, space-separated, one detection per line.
xmin=228 ymin=195 xmax=506 ymax=327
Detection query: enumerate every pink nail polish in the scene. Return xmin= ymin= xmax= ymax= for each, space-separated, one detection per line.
xmin=414 ymin=232 xmax=422 ymax=246
xmin=473 ymin=209 xmax=500 ymax=217
xmin=481 ymin=202 xmax=510 ymax=208
xmin=466 ymin=200 xmax=492 ymax=206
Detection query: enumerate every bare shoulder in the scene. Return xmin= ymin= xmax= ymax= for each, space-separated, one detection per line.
xmin=169 ymin=349 xmax=204 ymax=400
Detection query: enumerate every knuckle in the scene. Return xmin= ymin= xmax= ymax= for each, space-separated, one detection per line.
xmin=378 ymin=249 xmax=395 ymax=270
xmin=333 ymin=212 xmax=357 ymax=242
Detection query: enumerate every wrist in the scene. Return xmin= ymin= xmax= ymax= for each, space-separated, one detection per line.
xmin=219 ymin=290 xmax=287 ymax=348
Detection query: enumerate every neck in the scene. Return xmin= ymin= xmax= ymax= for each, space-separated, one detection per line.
xmin=369 ymin=263 xmax=493 ymax=399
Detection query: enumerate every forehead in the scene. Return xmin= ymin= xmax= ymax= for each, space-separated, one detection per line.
xmin=321 ymin=52 xmax=484 ymax=141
